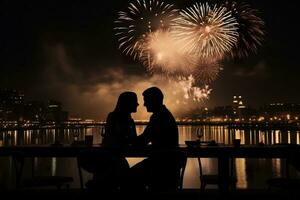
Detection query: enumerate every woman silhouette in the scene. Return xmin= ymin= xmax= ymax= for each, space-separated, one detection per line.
xmin=102 ymin=91 xmax=139 ymax=147
xmin=81 ymin=91 xmax=139 ymax=190
xmin=89 ymin=91 xmax=139 ymax=190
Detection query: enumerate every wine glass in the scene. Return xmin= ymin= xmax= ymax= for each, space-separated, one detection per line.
xmin=100 ymin=126 xmax=106 ymax=137
xmin=196 ymin=127 xmax=204 ymax=141
xmin=73 ymin=130 xmax=80 ymax=142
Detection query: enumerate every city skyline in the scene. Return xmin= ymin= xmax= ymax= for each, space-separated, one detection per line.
xmin=1 ymin=0 xmax=299 ymax=119
xmin=1 ymin=88 xmax=300 ymax=122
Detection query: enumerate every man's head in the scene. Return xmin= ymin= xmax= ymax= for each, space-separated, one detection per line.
xmin=142 ymin=87 xmax=164 ymax=112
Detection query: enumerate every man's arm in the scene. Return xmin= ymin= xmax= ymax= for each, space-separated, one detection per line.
xmin=133 ymin=122 xmax=152 ymax=146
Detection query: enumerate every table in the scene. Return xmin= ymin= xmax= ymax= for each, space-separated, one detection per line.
xmin=1 ymin=144 xmax=299 ymax=191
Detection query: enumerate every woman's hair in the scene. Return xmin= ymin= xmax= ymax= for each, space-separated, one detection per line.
xmin=114 ymin=91 xmax=137 ymax=112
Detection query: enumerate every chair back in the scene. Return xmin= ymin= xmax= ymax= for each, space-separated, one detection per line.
xmin=197 ymin=157 xmax=204 ymax=178
xmin=178 ymin=152 xmax=187 ymax=189
xmin=197 ymin=157 xmax=237 ymax=190
xmin=148 ymin=149 xmax=187 ymax=191
xmin=77 ymin=150 xmax=113 ymax=189
xmin=289 ymin=151 xmax=300 ymax=173
xmin=77 ymin=149 xmax=129 ymax=190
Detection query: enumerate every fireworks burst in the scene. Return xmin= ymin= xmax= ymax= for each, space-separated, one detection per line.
xmin=223 ymin=1 xmax=265 ymax=58
xmin=114 ymin=1 xmax=265 ymax=103
xmin=178 ymin=75 xmax=212 ymax=101
xmin=171 ymin=2 xmax=239 ymax=59
xmin=142 ymin=30 xmax=197 ymax=75
xmin=114 ymin=0 xmax=178 ymax=60
xmin=193 ymin=60 xmax=222 ymax=85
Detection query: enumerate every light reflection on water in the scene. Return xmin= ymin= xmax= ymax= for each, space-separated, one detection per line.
xmin=0 ymin=125 xmax=299 ymax=189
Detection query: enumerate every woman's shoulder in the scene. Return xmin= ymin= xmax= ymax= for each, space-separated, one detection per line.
xmin=106 ymin=112 xmax=113 ymax=118
xmin=106 ymin=112 xmax=119 ymax=121
xmin=109 ymin=111 xmax=133 ymax=120
xmin=106 ymin=112 xmax=133 ymax=126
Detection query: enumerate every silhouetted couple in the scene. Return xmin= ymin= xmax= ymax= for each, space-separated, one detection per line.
xmin=96 ymin=87 xmax=185 ymax=192
xmin=103 ymin=86 xmax=178 ymax=148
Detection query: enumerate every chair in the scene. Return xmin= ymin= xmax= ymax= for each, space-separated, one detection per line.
xmin=178 ymin=154 xmax=187 ymax=190
xmin=197 ymin=157 xmax=237 ymax=191
xmin=77 ymin=150 xmax=129 ymax=191
xmin=77 ymin=150 xmax=107 ymax=190
xmin=147 ymin=150 xmax=187 ymax=191
xmin=267 ymin=156 xmax=300 ymax=191
xmin=12 ymin=153 xmax=73 ymax=190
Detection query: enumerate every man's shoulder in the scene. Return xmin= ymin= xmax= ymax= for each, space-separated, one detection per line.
xmin=151 ymin=106 xmax=176 ymax=121
xmin=162 ymin=106 xmax=176 ymax=117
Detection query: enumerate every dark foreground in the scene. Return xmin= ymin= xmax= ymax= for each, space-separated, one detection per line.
xmin=2 ymin=189 xmax=300 ymax=200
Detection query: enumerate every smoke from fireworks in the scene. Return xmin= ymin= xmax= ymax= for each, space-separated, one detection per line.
xmin=142 ymin=30 xmax=197 ymax=75
xmin=171 ymin=2 xmax=239 ymax=59
xmin=114 ymin=0 xmax=178 ymax=60
xmin=223 ymin=1 xmax=265 ymax=58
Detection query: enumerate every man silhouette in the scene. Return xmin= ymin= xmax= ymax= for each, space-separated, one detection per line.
xmin=135 ymin=86 xmax=178 ymax=147
xmin=130 ymin=87 xmax=182 ymax=191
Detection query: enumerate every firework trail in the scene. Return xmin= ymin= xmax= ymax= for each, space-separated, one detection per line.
xmin=114 ymin=0 xmax=178 ymax=60
xmin=193 ymin=60 xmax=222 ymax=85
xmin=171 ymin=2 xmax=239 ymax=59
xmin=223 ymin=1 xmax=265 ymax=58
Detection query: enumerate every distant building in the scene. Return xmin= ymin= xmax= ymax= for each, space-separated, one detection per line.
xmin=0 ymin=89 xmax=24 ymax=121
xmin=232 ymin=95 xmax=246 ymax=116
xmin=260 ymin=103 xmax=300 ymax=121
xmin=24 ymin=101 xmax=46 ymax=122
xmin=212 ymin=106 xmax=234 ymax=118
xmin=0 ymin=88 xmax=69 ymax=123
xmin=45 ymin=100 xmax=68 ymax=122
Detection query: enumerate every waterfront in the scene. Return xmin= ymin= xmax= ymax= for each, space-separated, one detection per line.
xmin=0 ymin=125 xmax=299 ymax=190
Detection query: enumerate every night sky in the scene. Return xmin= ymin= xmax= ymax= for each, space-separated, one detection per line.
xmin=1 ymin=0 xmax=299 ymax=120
